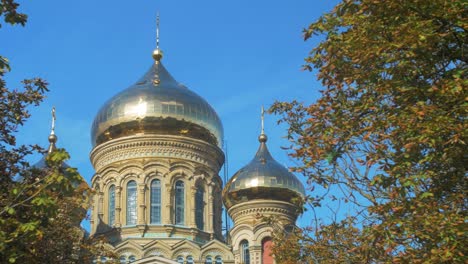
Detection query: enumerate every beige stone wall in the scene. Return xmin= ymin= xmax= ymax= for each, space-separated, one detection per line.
xmin=228 ymin=200 xmax=300 ymax=264
xmin=96 ymin=239 xmax=235 ymax=263
xmin=90 ymin=134 xmax=234 ymax=262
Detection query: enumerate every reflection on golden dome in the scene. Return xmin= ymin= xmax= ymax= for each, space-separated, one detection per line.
xmin=223 ymin=133 xmax=305 ymax=209
xmin=91 ymin=60 xmax=223 ymax=147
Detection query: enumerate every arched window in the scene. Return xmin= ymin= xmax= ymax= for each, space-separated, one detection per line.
xmin=108 ymin=185 xmax=115 ymax=226
xmin=174 ymin=180 xmax=184 ymax=225
xmin=128 ymin=255 xmax=136 ymax=263
xmin=126 ymin=181 xmax=137 ymax=225
xmin=205 ymin=256 xmax=213 ymax=264
xmin=262 ymin=237 xmax=274 ymax=264
xmin=119 ymin=255 xmax=126 ymax=264
xmin=150 ymin=179 xmax=161 ymax=224
xmin=195 ymin=185 xmax=204 ymax=230
xmin=215 ymin=256 xmax=223 ymax=264
xmin=186 ymin=255 xmax=194 ymax=264
xmin=240 ymin=240 xmax=250 ymax=264
xmin=176 ymin=256 xmax=184 ymax=264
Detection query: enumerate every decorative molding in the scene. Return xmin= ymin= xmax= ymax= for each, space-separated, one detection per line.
xmin=90 ymin=135 xmax=224 ymax=172
xmin=228 ymin=200 xmax=299 ymax=224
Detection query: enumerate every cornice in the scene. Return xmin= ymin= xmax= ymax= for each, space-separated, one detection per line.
xmin=90 ymin=135 xmax=224 ymax=173
xmin=227 ymin=200 xmax=299 ymax=224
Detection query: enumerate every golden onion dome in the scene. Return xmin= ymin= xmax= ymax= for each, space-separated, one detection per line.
xmin=223 ymin=132 xmax=305 ymax=209
xmin=91 ymin=55 xmax=223 ymax=147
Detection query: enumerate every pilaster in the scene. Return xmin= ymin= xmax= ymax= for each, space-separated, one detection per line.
xmin=190 ymin=186 xmax=197 ymax=228
xmin=98 ymin=191 xmax=104 ymax=219
xmin=164 ymin=183 xmax=172 ymax=224
xmin=137 ymin=183 xmax=146 ymax=227
xmin=207 ymin=183 xmax=214 ymax=234
xmin=115 ymin=186 xmax=122 ymax=227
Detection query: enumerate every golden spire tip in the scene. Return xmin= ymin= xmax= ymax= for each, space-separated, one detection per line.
xmin=50 ymin=107 xmax=56 ymax=135
xmin=48 ymin=107 xmax=57 ymax=153
xmin=156 ymin=12 xmax=160 ymax=50
xmin=259 ymin=105 xmax=267 ymax=143
xmin=152 ymin=12 xmax=163 ymax=62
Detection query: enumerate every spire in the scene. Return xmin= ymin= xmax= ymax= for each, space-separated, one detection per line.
xmin=156 ymin=12 xmax=160 ymax=51
xmin=259 ymin=105 xmax=268 ymax=143
xmin=47 ymin=107 xmax=57 ymax=154
xmin=152 ymin=12 xmax=163 ymax=85
xmin=152 ymin=12 xmax=163 ymax=63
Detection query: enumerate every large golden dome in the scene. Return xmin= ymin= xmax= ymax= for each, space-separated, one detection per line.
xmin=91 ymin=57 xmax=223 ymax=147
xmin=223 ymin=133 xmax=305 ymax=209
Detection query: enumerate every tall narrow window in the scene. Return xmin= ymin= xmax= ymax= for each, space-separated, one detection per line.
xmin=126 ymin=181 xmax=137 ymax=225
xmin=186 ymin=256 xmax=194 ymax=264
xmin=215 ymin=256 xmax=223 ymax=264
xmin=195 ymin=185 xmax=204 ymax=230
xmin=108 ymin=185 xmax=115 ymax=226
xmin=150 ymin=179 xmax=161 ymax=224
xmin=240 ymin=240 xmax=250 ymax=264
xmin=175 ymin=181 xmax=184 ymax=225
xmin=205 ymin=256 xmax=213 ymax=264
xmin=262 ymin=237 xmax=274 ymax=264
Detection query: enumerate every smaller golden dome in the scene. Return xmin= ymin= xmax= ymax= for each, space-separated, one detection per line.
xmin=223 ymin=134 xmax=305 ymax=209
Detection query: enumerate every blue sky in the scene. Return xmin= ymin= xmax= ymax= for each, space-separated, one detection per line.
xmin=3 ymin=0 xmax=341 ymax=230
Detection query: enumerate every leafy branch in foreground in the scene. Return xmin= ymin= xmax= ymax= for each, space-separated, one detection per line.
xmin=271 ymin=0 xmax=467 ymax=263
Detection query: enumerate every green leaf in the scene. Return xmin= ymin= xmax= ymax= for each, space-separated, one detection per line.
xmin=420 ymin=192 xmax=433 ymax=199
xmin=7 ymin=207 xmax=15 ymax=215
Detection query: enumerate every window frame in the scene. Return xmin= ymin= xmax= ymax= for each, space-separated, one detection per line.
xmin=174 ymin=180 xmax=185 ymax=225
xmin=108 ymin=185 xmax=115 ymax=226
xmin=150 ymin=179 xmax=162 ymax=224
xmin=126 ymin=180 xmax=137 ymax=226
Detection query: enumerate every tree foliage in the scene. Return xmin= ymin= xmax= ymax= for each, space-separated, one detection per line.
xmin=0 ymin=1 xmax=113 ymax=263
xmin=271 ymin=0 xmax=467 ymax=262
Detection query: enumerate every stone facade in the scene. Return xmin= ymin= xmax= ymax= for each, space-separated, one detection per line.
xmin=228 ymin=200 xmax=298 ymax=264
xmin=90 ymin=134 xmax=234 ymax=263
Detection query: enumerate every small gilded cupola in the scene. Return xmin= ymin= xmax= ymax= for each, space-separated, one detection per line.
xmin=34 ymin=107 xmax=69 ymax=168
xmin=222 ymin=107 xmax=305 ymax=209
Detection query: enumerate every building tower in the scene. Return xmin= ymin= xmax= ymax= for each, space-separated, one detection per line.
xmin=223 ymin=107 xmax=305 ymax=264
xmin=89 ymin=20 xmax=233 ymax=263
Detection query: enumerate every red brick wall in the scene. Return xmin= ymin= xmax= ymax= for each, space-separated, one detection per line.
xmin=262 ymin=238 xmax=274 ymax=264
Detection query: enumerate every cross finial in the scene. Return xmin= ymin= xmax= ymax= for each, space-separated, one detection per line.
xmin=48 ymin=107 xmax=57 ymax=154
xmin=261 ymin=105 xmax=265 ymax=135
xmin=156 ymin=12 xmax=160 ymax=50
xmin=259 ymin=105 xmax=268 ymax=143
xmin=51 ymin=107 xmax=56 ymax=135
xmin=152 ymin=12 xmax=163 ymax=63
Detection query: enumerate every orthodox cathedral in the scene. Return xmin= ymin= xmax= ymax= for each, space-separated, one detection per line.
xmin=67 ymin=23 xmax=305 ymax=264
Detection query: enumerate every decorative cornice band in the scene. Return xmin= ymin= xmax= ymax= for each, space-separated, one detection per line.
xmin=91 ymin=135 xmax=224 ymax=172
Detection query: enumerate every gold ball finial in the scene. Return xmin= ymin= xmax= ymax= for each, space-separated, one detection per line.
xmin=152 ymin=49 xmax=163 ymax=61
xmin=258 ymin=133 xmax=268 ymax=143
xmin=48 ymin=134 xmax=57 ymax=144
